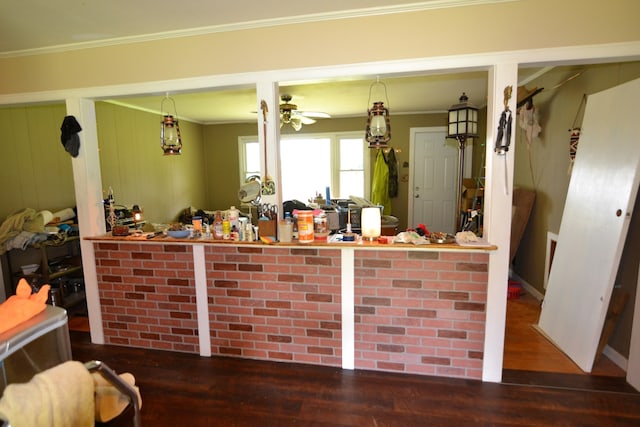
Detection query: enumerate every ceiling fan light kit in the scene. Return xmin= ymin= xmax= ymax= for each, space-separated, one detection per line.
xmin=279 ymin=94 xmax=329 ymax=131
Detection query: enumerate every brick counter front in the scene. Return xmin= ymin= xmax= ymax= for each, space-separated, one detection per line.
xmin=90 ymin=239 xmax=490 ymax=380
xmin=94 ymin=242 xmax=199 ymax=352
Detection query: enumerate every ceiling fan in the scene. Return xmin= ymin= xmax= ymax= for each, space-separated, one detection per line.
xmin=279 ymin=94 xmax=330 ymax=131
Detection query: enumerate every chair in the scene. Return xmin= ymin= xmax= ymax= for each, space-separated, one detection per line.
xmin=0 ymin=359 xmax=140 ymax=427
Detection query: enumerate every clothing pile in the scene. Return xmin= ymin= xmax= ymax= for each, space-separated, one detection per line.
xmin=0 ymin=208 xmax=52 ymax=254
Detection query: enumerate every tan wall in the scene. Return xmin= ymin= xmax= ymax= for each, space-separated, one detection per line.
xmin=513 ymin=62 xmax=640 ymax=291
xmin=1 ymin=1 xmax=639 ymax=97
xmin=203 ymin=114 xmax=448 ymax=230
xmin=512 ymin=62 xmax=640 ymax=357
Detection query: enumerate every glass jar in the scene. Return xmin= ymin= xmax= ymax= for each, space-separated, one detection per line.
xmin=314 ymin=211 xmax=328 ymax=242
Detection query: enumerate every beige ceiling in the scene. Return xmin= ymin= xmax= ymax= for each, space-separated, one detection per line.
xmin=2 ymin=0 xmax=548 ymax=124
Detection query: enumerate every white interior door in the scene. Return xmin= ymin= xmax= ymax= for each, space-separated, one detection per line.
xmin=538 ymin=77 xmax=640 ymax=372
xmin=410 ymin=128 xmax=457 ymax=233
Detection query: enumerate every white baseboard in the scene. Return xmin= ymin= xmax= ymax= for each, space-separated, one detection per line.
xmin=603 ymin=345 xmax=628 ymax=372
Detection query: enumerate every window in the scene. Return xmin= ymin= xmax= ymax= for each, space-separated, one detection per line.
xmin=239 ymin=132 xmax=369 ymax=202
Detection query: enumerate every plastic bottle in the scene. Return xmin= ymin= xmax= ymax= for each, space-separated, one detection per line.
xmin=222 ymin=218 xmax=231 ymax=240
xmin=297 ymin=211 xmax=314 ymax=243
xmin=213 ymin=211 xmax=224 ymax=240
xmin=228 ymin=206 xmax=240 ymax=231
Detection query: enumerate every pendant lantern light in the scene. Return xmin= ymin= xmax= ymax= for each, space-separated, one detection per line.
xmin=160 ymin=94 xmax=182 ymax=155
xmin=365 ymin=79 xmax=391 ymax=149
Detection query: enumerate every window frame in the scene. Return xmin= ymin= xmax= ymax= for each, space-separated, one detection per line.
xmin=238 ymin=131 xmax=370 ymax=200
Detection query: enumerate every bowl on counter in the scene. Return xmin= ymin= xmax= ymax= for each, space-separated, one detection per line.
xmin=21 ymin=263 xmax=39 ymax=275
xmin=166 ymin=230 xmax=191 ymax=239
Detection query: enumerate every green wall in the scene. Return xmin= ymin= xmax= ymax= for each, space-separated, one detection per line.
xmin=96 ymin=102 xmax=207 ymax=225
xmin=0 ymin=103 xmax=475 ymax=232
xmin=0 ymin=103 xmax=75 ymax=220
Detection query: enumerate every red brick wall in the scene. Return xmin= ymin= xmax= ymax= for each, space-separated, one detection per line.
xmin=206 ymin=246 xmax=343 ymax=367
xmin=94 ymin=242 xmax=199 ymax=353
xmin=354 ymin=250 xmax=488 ymax=379
xmin=92 ymin=242 xmax=489 ymax=380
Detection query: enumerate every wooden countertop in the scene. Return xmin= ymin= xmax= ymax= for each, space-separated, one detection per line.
xmin=85 ymin=232 xmax=497 ymax=252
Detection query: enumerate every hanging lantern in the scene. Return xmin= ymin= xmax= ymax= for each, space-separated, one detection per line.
xmin=365 ymin=80 xmax=391 ymax=149
xmin=160 ymin=95 xmax=182 ymax=155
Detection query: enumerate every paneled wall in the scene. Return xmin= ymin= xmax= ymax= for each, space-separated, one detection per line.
xmin=96 ymin=102 xmax=207 ymax=225
xmin=0 ymin=104 xmax=74 ymax=220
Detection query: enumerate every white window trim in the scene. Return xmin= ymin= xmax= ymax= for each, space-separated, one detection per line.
xmin=238 ymin=131 xmax=370 ymax=199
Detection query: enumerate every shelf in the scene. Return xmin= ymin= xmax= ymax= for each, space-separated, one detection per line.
xmin=49 ymin=265 xmax=82 ymax=281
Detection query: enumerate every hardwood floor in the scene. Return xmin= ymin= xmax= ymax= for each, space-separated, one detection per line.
xmin=501 ymin=290 xmax=638 ymax=394
xmin=503 ymin=291 xmax=625 ymax=375
xmin=69 ymin=327 xmax=640 ymax=426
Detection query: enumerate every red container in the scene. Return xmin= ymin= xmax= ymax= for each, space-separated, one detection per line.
xmin=507 ymin=281 xmax=522 ymax=300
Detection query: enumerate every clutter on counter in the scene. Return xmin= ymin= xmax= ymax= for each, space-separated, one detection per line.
xmin=109 ymin=196 xmax=489 ymax=249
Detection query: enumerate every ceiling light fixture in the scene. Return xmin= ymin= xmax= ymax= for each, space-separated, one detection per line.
xmin=160 ymin=94 xmax=182 ymax=155
xmin=365 ymin=79 xmax=391 ymax=149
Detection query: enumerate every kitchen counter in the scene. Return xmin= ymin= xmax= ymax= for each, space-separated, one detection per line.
xmin=86 ymin=232 xmax=496 ymax=251
xmin=87 ymin=234 xmax=495 ymax=380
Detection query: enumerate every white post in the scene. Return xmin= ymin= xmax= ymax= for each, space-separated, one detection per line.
xmin=65 ymin=98 xmax=106 ymax=344
xmin=482 ymin=63 xmax=518 ymax=382
xmin=255 ymin=81 xmax=282 ymax=211
xmin=341 ymin=248 xmax=355 ymax=369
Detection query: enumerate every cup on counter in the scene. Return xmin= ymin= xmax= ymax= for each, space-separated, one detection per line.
xmin=278 ymin=220 xmax=293 ymax=243
xmin=192 ymin=216 xmax=202 ymax=234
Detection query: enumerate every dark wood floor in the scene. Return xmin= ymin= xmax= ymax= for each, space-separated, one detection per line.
xmin=69 ymin=330 xmax=640 ymax=426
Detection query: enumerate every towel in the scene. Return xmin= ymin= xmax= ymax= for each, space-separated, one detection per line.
xmin=0 ymin=361 xmax=94 ymax=427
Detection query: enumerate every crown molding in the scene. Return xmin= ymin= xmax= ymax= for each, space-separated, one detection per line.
xmin=0 ymin=0 xmax=516 ymax=58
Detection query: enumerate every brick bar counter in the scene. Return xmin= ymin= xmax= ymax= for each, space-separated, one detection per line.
xmin=87 ymin=236 xmax=495 ymax=380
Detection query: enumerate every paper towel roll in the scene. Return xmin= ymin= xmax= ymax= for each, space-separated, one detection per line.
xmin=37 ymin=210 xmax=54 ymax=225
xmin=52 ymin=207 xmax=76 ymax=222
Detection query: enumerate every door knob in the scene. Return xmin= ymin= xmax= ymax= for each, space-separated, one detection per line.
xmin=415 ymin=194 xmax=420 ymax=198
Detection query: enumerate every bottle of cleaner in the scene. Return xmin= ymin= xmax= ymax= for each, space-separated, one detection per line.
xmin=213 ymin=211 xmax=224 ymax=240
xmin=228 ymin=206 xmax=240 ymax=231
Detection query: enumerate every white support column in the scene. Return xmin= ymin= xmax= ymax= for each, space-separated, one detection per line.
xmin=482 ymin=63 xmax=518 ymax=382
xmin=255 ymin=81 xmax=282 ymax=210
xmin=341 ymin=248 xmax=355 ymax=369
xmin=192 ymin=244 xmax=211 ymax=356
xmin=65 ymin=98 xmax=106 ymax=344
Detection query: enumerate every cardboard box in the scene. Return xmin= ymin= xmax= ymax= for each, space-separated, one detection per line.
xmin=462 ymin=178 xmax=484 ymax=211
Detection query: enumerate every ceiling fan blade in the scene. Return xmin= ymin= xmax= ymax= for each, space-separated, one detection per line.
xmin=299 ymin=111 xmax=331 ymax=119
xmin=297 ymin=115 xmax=317 ymax=125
